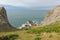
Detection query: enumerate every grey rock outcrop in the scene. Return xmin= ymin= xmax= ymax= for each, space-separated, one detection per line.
xmin=28 ymin=20 xmax=37 ymax=26
xmin=0 ymin=7 xmax=16 ymax=31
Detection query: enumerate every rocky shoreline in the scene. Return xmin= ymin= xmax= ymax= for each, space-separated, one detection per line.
xmin=19 ymin=20 xmax=38 ymax=29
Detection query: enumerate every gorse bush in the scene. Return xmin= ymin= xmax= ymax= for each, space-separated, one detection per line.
xmin=0 ymin=34 xmax=19 ymax=40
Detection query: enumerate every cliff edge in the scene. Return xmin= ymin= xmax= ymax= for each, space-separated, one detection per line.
xmin=0 ymin=7 xmax=16 ymax=31
xmin=40 ymin=6 xmax=60 ymax=26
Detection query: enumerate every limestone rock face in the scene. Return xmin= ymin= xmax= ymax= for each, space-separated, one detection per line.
xmin=40 ymin=6 xmax=60 ymax=26
xmin=0 ymin=7 xmax=16 ymax=31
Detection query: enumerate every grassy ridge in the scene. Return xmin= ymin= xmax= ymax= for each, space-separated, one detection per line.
xmin=0 ymin=22 xmax=60 ymax=40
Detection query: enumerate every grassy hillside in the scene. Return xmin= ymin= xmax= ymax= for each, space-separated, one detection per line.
xmin=0 ymin=21 xmax=60 ymax=40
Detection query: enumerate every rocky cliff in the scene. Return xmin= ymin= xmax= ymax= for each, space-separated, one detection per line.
xmin=0 ymin=7 xmax=16 ymax=31
xmin=40 ymin=6 xmax=60 ymax=26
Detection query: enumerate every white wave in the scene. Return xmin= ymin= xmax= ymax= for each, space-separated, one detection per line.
xmin=18 ymin=20 xmax=39 ymax=29
xmin=18 ymin=23 xmax=31 ymax=29
xmin=18 ymin=24 xmax=26 ymax=29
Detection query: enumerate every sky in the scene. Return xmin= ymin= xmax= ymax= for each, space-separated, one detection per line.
xmin=0 ymin=0 xmax=60 ymax=8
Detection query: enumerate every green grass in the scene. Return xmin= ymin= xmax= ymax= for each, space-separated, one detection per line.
xmin=27 ymin=22 xmax=60 ymax=34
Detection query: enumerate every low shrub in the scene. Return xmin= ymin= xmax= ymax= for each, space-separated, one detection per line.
xmin=0 ymin=34 xmax=19 ymax=40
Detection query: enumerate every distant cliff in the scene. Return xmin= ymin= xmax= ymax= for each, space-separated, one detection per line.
xmin=0 ymin=7 xmax=16 ymax=31
xmin=40 ymin=5 xmax=60 ymax=26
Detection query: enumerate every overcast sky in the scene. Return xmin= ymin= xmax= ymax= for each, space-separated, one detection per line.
xmin=0 ymin=0 xmax=60 ymax=8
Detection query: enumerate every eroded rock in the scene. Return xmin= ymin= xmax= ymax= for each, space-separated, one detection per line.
xmin=40 ymin=5 xmax=60 ymax=26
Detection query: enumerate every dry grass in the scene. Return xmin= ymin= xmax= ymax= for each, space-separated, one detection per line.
xmin=0 ymin=22 xmax=60 ymax=40
xmin=0 ymin=31 xmax=60 ymax=40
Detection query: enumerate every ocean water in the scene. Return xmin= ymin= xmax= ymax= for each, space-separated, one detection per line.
xmin=6 ymin=9 xmax=50 ymax=28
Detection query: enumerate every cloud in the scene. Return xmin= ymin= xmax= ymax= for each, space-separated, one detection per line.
xmin=0 ymin=0 xmax=60 ymax=8
xmin=0 ymin=0 xmax=7 ymax=4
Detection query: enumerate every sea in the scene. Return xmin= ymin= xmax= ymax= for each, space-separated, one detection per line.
xmin=5 ymin=7 xmax=54 ymax=28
